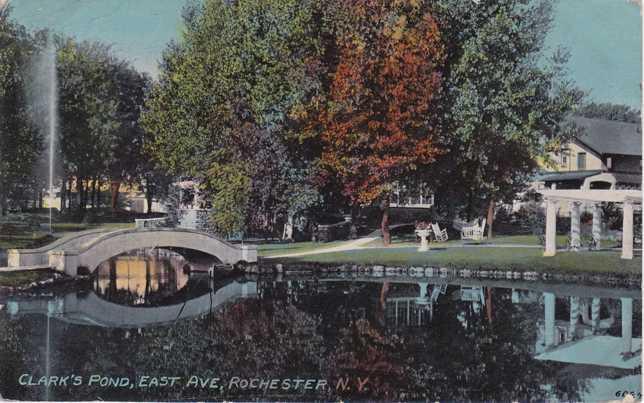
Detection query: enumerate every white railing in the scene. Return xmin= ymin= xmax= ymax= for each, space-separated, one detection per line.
xmin=134 ymin=217 xmax=168 ymax=229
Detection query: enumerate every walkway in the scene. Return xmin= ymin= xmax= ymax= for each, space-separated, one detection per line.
xmin=267 ymin=237 xmax=379 ymax=258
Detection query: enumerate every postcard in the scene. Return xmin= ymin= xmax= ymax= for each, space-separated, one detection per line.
xmin=0 ymin=0 xmax=642 ymax=401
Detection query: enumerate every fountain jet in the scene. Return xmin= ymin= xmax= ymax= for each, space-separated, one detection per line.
xmin=45 ymin=37 xmax=57 ymax=233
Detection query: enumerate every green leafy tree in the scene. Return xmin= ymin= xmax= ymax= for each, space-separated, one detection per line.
xmin=142 ymin=0 xmax=323 ymax=237
xmin=56 ymin=37 xmax=150 ymax=212
xmin=428 ymin=0 xmax=583 ymax=237
xmin=577 ymin=102 xmax=640 ymax=123
xmin=0 ymin=7 xmax=42 ymax=214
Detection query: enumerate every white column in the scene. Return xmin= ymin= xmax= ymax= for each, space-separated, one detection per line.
xmin=621 ymin=297 xmax=633 ymax=354
xmin=592 ymin=203 xmax=602 ymax=249
xmin=418 ymin=282 xmax=428 ymax=299
xmin=591 ymin=298 xmax=600 ymax=334
xmin=580 ymin=300 xmax=590 ymax=324
xmin=568 ymin=296 xmax=580 ymax=341
xmin=544 ymin=292 xmax=555 ymax=347
xmin=544 ymin=198 xmax=557 ymax=256
xmin=570 ymin=201 xmax=581 ymax=251
xmin=621 ymin=201 xmax=634 ymax=260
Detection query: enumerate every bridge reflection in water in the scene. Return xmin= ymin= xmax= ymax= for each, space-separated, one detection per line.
xmin=94 ymin=248 xmax=194 ymax=306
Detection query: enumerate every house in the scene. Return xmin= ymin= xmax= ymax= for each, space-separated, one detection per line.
xmin=390 ymin=182 xmax=434 ymax=208
xmin=534 ymin=117 xmax=642 ymax=191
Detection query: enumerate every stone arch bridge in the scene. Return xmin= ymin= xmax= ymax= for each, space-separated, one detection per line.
xmin=7 ymin=228 xmax=257 ymax=276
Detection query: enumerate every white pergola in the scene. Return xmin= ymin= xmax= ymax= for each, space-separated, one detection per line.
xmin=539 ymin=190 xmax=642 ymax=260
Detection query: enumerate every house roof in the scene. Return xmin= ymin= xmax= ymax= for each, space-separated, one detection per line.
xmin=572 ymin=116 xmax=642 ymax=156
xmin=534 ymin=170 xmax=602 ymax=182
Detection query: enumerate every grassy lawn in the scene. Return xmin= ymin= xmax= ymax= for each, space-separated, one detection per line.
xmin=258 ymin=240 xmax=347 ymax=257
xmin=0 ymin=233 xmax=56 ymax=250
xmin=0 ymin=222 xmax=134 ymax=250
xmin=365 ymin=234 xmax=617 ymax=249
xmin=0 ymin=270 xmax=55 ymax=287
xmin=52 ymin=222 xmax=134 ymax=233
xmin=275 ymin=246 xmax=642 ymax=275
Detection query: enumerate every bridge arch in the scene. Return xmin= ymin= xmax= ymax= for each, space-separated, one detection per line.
xmin=45 ymin=228 xmax=257 ymax=276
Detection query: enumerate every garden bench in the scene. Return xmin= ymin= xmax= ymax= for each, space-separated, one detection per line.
xmin=460 ymin=218 xmax=486 ymax=241
xmin=431 ymin=223 xmax=448 ymax=242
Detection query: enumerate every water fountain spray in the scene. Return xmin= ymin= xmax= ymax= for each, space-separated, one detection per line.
xmin=46 ymin=36 xmax=57 ymax=234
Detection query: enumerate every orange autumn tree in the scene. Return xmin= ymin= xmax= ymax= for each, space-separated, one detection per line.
xmin=315 ymin=0 xmax=445 ymax=245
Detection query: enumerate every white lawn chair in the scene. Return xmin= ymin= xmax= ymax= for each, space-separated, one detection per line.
xmin=431 ymin=223 xmax=448 ymax=242
xmin=461 ymin=218 xmax=486 ymax=241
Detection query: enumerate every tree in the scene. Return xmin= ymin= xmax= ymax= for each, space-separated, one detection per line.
xmin=307 ymin=0 xmax=445 ymax=245
xmin=577 ymin=102 xmax=640 ymax=123
xmin=0 ymin=6 xmax=42 ymax=215
xmin=56 ymin=37 xmax=150 ymax=213
xmin=427 ymin=0 xmax=583 ymax=237
xmin=142 ymin=0 xmax=324 ymax=237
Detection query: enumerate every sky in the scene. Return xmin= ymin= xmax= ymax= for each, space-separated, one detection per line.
xmin=7 ymin=0 xmax=643 ymax=108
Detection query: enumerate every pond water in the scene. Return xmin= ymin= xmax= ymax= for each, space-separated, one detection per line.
xmin=0 ymin=248 xmax=641 ymax=401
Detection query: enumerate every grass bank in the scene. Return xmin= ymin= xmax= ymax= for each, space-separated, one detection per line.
xmin=0 ymin=222 xmax=134 ymax=250
xmin=0 ymin=270 xmax=55 ymax=288
xmin=271 ymin=247 xmax=642 ymax=276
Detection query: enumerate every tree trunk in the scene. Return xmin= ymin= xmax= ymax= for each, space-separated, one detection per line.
xmin=146 ymin=183 xmax=154 ymax=214
xmin=68 ymin=177 xmax=73 ymax=210
xmin=77 ymin=177 xmax=84 ymax=211
xmin=376 ymin=281 xmax=391 ymax=325
xmin=485 ymin=288 xmax=493 ymax=324
xmin=486 ymin=199 xmax=496 ymax=239
xmin=91 ymin=178 xmax=97 ymax=209
xmin=60 ymin=179 xmax=67 ymax=212
xmin=83 ymin=179 xmax=91 ymax=210
xmin=110 ymin=180 xmax=121 ymax=211
xmin=96 ymin=178 xmax=101 ymax=208
xmin=466 ymin=189 xmax=473 ymax=221
xmin=380 ymin=196 xmax=391 ymax=246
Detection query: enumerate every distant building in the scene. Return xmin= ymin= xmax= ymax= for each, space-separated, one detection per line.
xmin=390 ymin=182 xmax=434 ymax=209
xmin=534 ymin=117 xmax=642 ymax=191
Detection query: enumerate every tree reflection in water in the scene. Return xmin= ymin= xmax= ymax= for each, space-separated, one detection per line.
xmin=0 ymin=274 xmax=639 ymax=401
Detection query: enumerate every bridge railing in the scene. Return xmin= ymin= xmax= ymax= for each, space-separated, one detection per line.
xmin=134 ymin=217 xmax=168 ymax=230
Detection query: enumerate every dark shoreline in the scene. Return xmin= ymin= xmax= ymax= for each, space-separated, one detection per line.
xmin=255 ymin=260 xmax=642 ymax=288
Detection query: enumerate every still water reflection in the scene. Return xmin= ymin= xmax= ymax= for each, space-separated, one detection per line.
xmin=94 ymin=249 xmax=192 ymax=306
xmin=0 ymin=249 xmax=641 ymax=401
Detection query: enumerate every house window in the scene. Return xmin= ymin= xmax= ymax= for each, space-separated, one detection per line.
xmin=560 ymin=149 xmax=570 ymax=168
xmin=577 ymin=152 xmax=586 ymax=170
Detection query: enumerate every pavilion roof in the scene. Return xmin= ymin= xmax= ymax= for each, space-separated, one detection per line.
xmin=539 ymin=189 xmax=642 ymax=203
